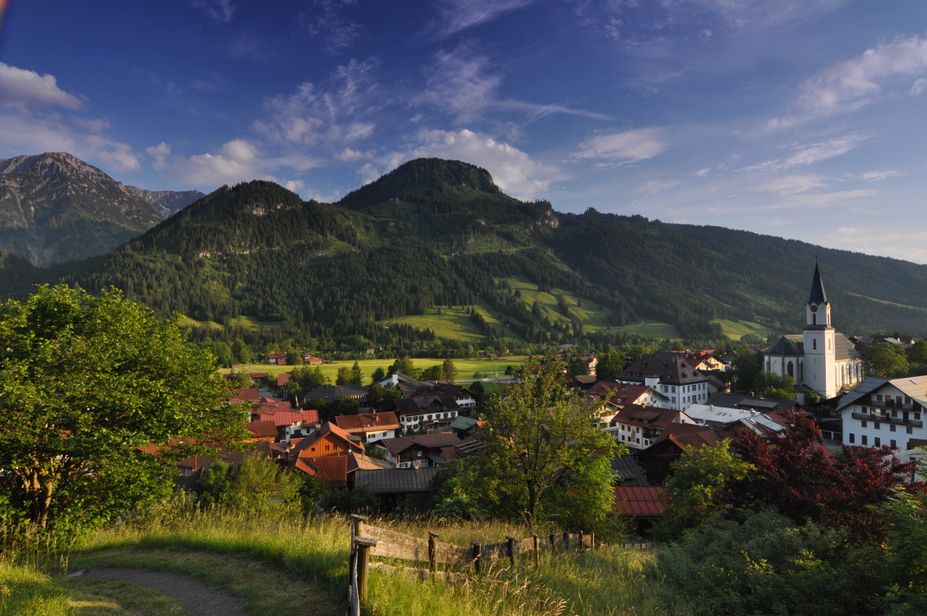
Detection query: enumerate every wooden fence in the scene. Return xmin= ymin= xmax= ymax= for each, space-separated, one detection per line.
xmin=347 ymin=515 xmax=600 ymax=615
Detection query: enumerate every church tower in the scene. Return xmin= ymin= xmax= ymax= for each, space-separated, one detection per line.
xmin=803 ymin=263 xmax=837 ymax=398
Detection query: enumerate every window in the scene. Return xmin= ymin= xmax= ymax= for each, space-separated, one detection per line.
xmin=861 ymin=420 xmax=867 ymax=428
xmin=862 ymin=435 xmax=868 ymax=445
xmin=875 ymin=437 xmax=881 ymax=447
xmin=848 ymin=433 xmax=855 ymax=444
xmin=813 ymin=339 xmax=817 ymax=350
xmin=891 ymin=439 xmax=897 ymax=449
xmin=890 ymin=424 xmax=896 ymax=432
xmin=875 ymin=422 xmax=880 ymax=430
xmin=907 ymin=426 xmax=914 ymax=434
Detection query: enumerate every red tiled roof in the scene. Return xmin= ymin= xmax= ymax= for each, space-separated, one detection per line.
xmin=256 ymin=409 xmax=320 ymax=428
xmin=292 ymin=421 xmax=365 ymax=457
xmin=306 ymin=455 xmax=349 ymax=485
xmin=655 ymin=423 xmax=723 ymax=450
xmin=611 ymin=404 xmax=683 ymax=430
xmin=334 ymin=411 xmax=401 ymax=433
xmin=229 ymin=387 xmax=261 ymax=403
xmin=247 ymin=420 xmax=278 ymax=439
xmin=614 ymin=486 xmax=668 ymax=518
xmin=276 ymin=372 xmax=292 ymax=386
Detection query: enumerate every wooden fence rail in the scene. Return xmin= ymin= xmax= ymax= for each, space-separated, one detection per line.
xmin=347 ymin=515 xmax=609 ymax=615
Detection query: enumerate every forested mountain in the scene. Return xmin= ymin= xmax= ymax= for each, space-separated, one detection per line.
xmin=2 ymin=156 xmax=927 ymax=353
xmin=0 ymin=153 xmax=163 ymax=265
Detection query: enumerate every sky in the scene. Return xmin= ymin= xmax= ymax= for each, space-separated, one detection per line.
xmin=1 ymin=1 xmax=926 ymax=261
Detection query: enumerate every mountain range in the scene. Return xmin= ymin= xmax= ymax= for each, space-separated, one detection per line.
xmin=0 ymin=153 xmax=201 ymax=266
xmin=2 ymin=154 xmax=927 ymax=352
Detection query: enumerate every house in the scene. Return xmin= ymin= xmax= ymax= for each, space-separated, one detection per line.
xmin=588 ymin=382 xmax=670 ymax=409
xmin=606 ymin=404 xmax=697 ymax=451
xmin=291 ymin=422 xmax=364 ymax=460
xmin=353 ymin=467 xmax=442 ymax=511
xmin=576 ymin=354 xmax=598 ymax=376
xmin=449 ymin=415 xmax=480 ymax=439
xmin=303 ymin=354 xmax=324 ymax=365
xmin=276 ymin=372 xmax=292 ymax=387
xmin=333 ymin=411 xmax=401 ymax=443
xmin=707 ymin=392 xmax=795 ymax=413
xmin=246 ymin=420 xmax=278 ymax=443
xmin=228 ymin=387 xmax=261 ymax=404
xmin=764 ymin=263 xmax=864 ymax=401
xmin=380 ymin=372 xmax=431 ymax=396
xmin=614 ymin=486 xmax=668 ymax=532
xmin=373 ymin=432 xmax=462 ymax=468
xmin=837 ymin=375 xmax=927 ymax=451
xmin=265 ymin=352 xmax=288 ymax=365
xmin=684 ymin=404 xmax=787 ymax=439
xmin=618 ymin=351 xmax=712 ymax=410
xmin=570 ymin=374 xmax=598 ymax=390
xmin=254 ymin=408 xmax=321 ymax=441
xmin=637 ymin=424 xmax=723 ymax=484
xmin=294 ymin=451 xmax=391 ymax=488
xmin=612 ymin=455 xmax=649 ymax=486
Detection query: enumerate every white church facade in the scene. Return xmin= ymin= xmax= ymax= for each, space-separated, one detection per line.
xmin=764 ymin=264 xmax=864 ymax=400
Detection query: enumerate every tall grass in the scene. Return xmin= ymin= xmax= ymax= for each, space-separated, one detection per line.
xmin=65 ymin=497 xmax=684 ymax=616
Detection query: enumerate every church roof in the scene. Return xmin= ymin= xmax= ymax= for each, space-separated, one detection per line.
xmin=808 ymin=262 xmax=829 ymax=305
xmin=766 ymin=333 xmax=859 ymax=360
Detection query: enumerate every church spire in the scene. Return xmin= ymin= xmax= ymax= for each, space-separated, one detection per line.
xmin=808 ymin=261 xmax=828 ymax=306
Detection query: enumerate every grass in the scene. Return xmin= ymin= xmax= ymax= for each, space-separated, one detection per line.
xmin=9 ymin=503 xmax=682 ymax=616
xmin=0 ymin=560 xmax=188 ymax=615
xmin=612 ymin=321 xmax=680 ymax=339
xmin=497 ymin=277 xmax=631 ymax=335
xmin=223 ymin=356 xmax=527 ymax=384
xmin=382 ymin=306 xmax=487 ymax=342
xmin=713 ymin=319 xmax=775 ymax=340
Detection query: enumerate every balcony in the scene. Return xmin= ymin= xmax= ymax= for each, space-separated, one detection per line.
xmin=851 ymin=411 xmax=923 ymax=428
xmin=867 ymin=398 xmax=920 ymax=413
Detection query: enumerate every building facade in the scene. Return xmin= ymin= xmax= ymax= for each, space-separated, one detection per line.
xmin=838 ymin=376 xmax=927 ymax=451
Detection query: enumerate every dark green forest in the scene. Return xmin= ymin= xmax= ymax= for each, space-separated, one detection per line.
xmin=2 ymin=158 xmax=926 ymax=354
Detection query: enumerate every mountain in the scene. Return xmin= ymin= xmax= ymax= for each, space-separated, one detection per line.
xmin=5 ymin=157 xmax=927 ymax=352
xmin=0 ymin=153 xmax=162 ymax=266
xmin=121 ymin=185 xmax=204 ymax=217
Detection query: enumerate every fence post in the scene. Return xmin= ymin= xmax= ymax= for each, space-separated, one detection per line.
xmin=354 ymin=537 xmax=376 ymax=613
xmin=532 ymin=534 xmax=539 ymax=567
xmin=471 ymin=541 xmax=482 ymax=574
xmin=578 ymin=530 xmax=585 ymax=552
xmin=549 ymin=533 xmax=556 ymax=550
xmin=589 ymin=531 xmax=596 ymax=551
xmin=506 ymin=536 xmax=516 ymax=568
xmin=562 ymin=531 xmax=570 ymax=551
xmin=428 ymin=532 xmax=438 ymax=576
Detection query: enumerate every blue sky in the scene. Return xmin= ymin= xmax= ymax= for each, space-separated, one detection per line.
xmin=1 ymin=1 xmax=926 ymax=261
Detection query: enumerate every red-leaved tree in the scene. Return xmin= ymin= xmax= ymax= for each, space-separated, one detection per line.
xmin=728 ymin=411 xmax=914 ymax=541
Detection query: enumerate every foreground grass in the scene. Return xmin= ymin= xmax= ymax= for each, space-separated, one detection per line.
xmin=0 ymin=560 xmax=188 ymax=615
xmin=61 ymin=507 xmax=683 ymax=616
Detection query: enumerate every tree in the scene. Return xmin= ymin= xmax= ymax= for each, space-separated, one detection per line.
xmin=441 ymin=358 xmax=456 ymax=383
xmin=0 ymin=285 xmax=245 ymax=535
xmin=595 ymin=348 xmax=626 ymax=382
xmin=447 ymin=358 xmax=621 ymax=528
xmin=336 ymin=366 xmax=352 ymax=385
xmin=728 ymin=411 xmax=912 ymax=539
xmin=370 ymin=367 xmax=386 ymax=384
xmin=350 ymin=361 xmax=363 ymax=385
xmin=866 ymin=342 xmax=909 ymax=377
xmin=291 ymin=366 xmax=327 ymax=391
xmin=733 ymin=349 xmax=764 ymax=393
xmin=654 ymin=440 xmax=755 ymax=539
xmin=389 ymin=356 xmax=416 ymax=377
xmin=231 ymin=338 xmax=253 ymax=364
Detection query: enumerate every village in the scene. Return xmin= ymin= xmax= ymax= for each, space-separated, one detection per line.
xmin=178 ymin=264 xmax=927 ymax=532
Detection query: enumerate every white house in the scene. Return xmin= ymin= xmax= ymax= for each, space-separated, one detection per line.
xmin=765 ymin=263 xmax=864 ymax=400
xmin=618 ymin=351 xmax=713 ymax=410
xmin=838 ymin=376 xmax=927 ymax=451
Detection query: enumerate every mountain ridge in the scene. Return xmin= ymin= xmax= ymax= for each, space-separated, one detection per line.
xmin=3 ymin=155 xmax=927 ymax=351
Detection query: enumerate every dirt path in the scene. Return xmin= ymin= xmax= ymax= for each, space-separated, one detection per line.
xmin=77 ymin=567 xmax=249 ymax=616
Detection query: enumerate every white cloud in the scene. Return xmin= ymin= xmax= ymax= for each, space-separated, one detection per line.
xmin=708 ymin=188 xmax=875 ymax=213
xmin=770 ymin=35 xmax=927 ymax=127
xmin=860 ymin=169 xmax=902 ymax=182
xmin=255 ymin=59 xmax=379 ymax=149
xmin=283 ymin=179 xmax=305 ymax=194
xmin=572 ymin=128 xmax=669 ymax=165
xmin=0 ymin=62 xmax=81 ymax=109
xmin=637 ymin=179 xmax=680 ymax=195
xmin=416 ymin=49 xmax=501 ymax=123
xmin=755 ymin=174 xmax=828 ymax=195
xmin=0 ymin=111 xmax=139 ymax=172
xmin=188 ymin=0 xmax=235 ymax=23
xmin=745 ymin=133 xmax=866 ymax=172
xmin=435 ymin=0 xmax=534 ymax=38
xmin=145 ymin=142 xmax=172 ymax=171
xmin=696 ymin=167 xmax=711 ymax=177
xmin=181 ymin=138 xmax=260 ymax=185
xmin=337 ymin=147 xmax=368 ymax=162
xmin=911 ymin=77 xmax=927 ymax=96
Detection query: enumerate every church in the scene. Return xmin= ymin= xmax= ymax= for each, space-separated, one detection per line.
xmin=764 ymin=263 xmax=864 ymax=400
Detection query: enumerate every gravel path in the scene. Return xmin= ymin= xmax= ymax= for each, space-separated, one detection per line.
xmin=78 ymin=567 xmax=249 ymax=616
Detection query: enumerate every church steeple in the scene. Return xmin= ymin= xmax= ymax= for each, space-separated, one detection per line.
xmin=806 ymin=262 xmax=831 ymax=328
xmin=808 ymin=261 xmax=828 ymax=305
